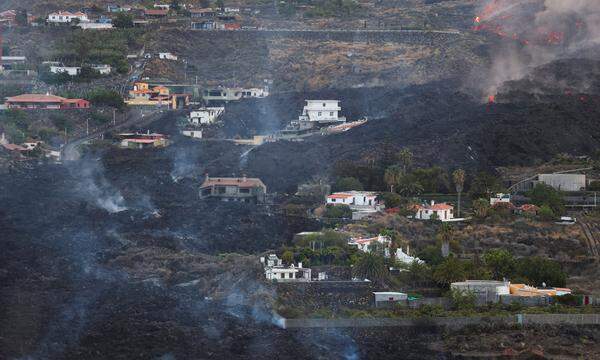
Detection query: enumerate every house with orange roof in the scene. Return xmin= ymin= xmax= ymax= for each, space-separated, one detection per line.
xmin=126 ymin=82 xmax=190 ymax=109
xmin=199 ymin=175 xmax=267 ymax=203
xmin=414 ymin=201 xmax=454 ymax=221
xmin=5 ymin=94 xmax=90 ymax=110
xmin=117 ymin=132 xmax=168 ymax=149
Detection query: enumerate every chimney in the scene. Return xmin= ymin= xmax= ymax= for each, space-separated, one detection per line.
xmin=242 ymin=174 xmax=247 ymax=182
xmin=205 ymin=173 xmax=209 ymax=181
xmin=430 ymin=200 xmax=435 ymax=206
xmin=298 ymin=262 xmax=302 ymax=268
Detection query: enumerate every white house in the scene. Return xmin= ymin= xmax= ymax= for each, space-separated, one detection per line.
xmin=348 ymin=235 xmax=391 ymax=254
xmin=181 ymin=129 xmax=203 ymax=139
xmin=490 ymin=193 xmax=511 ymax=206
xmin=189 ymin=107 xmax=224 ymax=125
xmin=153 ymin=4 xmax=171 ymax=10
xmin=47 ymin=11 xmax=89 ymax=24
xmin=373 ymin=292 xmax=408 ymax=307
xmin=414 ymin=201 xmax=454 ymax=221
xmin=50 ymin=64 xmax=111 ymax=76
xmin=92 ymin=64 xmax=112 ymax=75
xmin=240 ymin=87 xmax=269 ymax=98
xmin=261 ymin=254 xmax=311 ymax=282
xmin=78 ymin=22 xmax=113 ymax=30
xmin=50 ymin=66 xmax=81 ymax=76
xmin=299 ymin=100 xmax=346 ymax=123
xmin=326 ymin=191 xmax=380 ymax=211
xmin=395 ymin=247 xmax=423 ymax=264
xmin=158 ymin=52 xmax=178 ymax=61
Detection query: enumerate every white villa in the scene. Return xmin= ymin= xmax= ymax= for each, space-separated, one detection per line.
xmin=414 ymin=201 xmax=454 ymax=221
xmin=261 ymin=254 xmax=311 ymax=282
xmin=299 ymin=100 xmax=346 ymax=123
xmin=349 ymin=235 xmax=423 ymax=264
xmin=181 ymin=129 xmax=203 ymax=139
xmin=490 ymin=193 xmax=511 ymax=206
xmin=326 ymin=191 xmax=380 ymax=210
xmin=47 ymin=11 xmax=89 ymax=23
xmin=189 ymin=107 xmax=225 ymax=125
xmin=50 ymin=64 xmax=112 ymax=76
xmin=158 ymin=52 xmax=178 ymax=61
xmin=348 ymin=235 xmax=391 ymax=253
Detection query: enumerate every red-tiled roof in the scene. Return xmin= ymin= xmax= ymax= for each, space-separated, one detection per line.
xmin=417 ymin=203 xmax=453 ymax=211
xmin=519 ymin=204 xmax=539 ymax=212
xmin=145 ymin=9 xmax=168 ymax=15
xmin=327 ymin=193 xmax=353 ymax=199
xmin=200 ymin=176 xmax=266 ymax=189
xmin=6 ymin=94 xmax=66 ymax=103
xmin=2 ymin=143 xmax=27 ymax=151
xmin=124 ymin=139 xmax=158 ymax=144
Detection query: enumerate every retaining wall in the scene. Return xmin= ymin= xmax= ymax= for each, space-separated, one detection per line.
xmin=282 ymin=313 xmax=600 ymax=329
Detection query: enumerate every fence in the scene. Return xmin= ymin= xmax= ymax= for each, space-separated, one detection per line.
xmin=281 ymin=313 xmax=600 ymax=329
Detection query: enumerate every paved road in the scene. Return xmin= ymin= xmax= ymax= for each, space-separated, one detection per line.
xmin=61 ymin=109 xmax=168 ymax=161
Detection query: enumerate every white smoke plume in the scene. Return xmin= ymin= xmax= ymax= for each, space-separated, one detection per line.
xmin=475 ymin=0 xmax=600 ymax=96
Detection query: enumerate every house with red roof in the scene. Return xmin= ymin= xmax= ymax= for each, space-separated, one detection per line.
xmin=144 ymin=9 xmax=169 ymax=17
xmin=5 ymin=94 xmax=90 ymax=110
xmin=117 ymin=132 xmax=168 ymax=149
xmin=199 ymin=175 xmax=267 ymax=203
xmin=414 ymin=201 xmax=454 ymax=221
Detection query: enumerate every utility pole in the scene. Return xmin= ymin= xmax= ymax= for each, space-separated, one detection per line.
xmin=86 ymin=118 xmax=89 ymax=136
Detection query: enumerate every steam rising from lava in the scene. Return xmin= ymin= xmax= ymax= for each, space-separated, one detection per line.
xmin=474 ymin=0 xmax=600 ymax=97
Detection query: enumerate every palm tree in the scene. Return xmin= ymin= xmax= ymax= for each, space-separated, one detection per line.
xmin=352 ymin=253 xmax=387 ymax=284
xmin=397 ymin=175 xmax=424 ymax=196
xmin=397 ymin=148 xmax=413 ymax=174
xmin=452 ymin=169 xmax=466 ymax=217
xmin=384 ymin=165 xmax=403 ymax=193
xmin=436 ymin=223 xmax=455 ymax=258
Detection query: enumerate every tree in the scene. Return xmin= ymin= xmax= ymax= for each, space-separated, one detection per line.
xmin=432 ymin=256 xmax=467 ymax=287
xmin=384 ymin=165 xmax=403 ymax=193
xmin=452 ymin=169 xmax=466 ymax=217
xmin=16 ymin=9 xmax=28 ymax=26
xmin=333 ymin=177 xmax=363 ymax=192
xmin=537 ymin=205 xmax=555 ymax=221
xmin=352 ymin=252 xmax=387 ymax=284
xmin=516 ymin=257 xmax=567 ymax=287
xmin=396 ymin=174 xmax=424 ymax=196
xmin=418 ymin=245 xmax=444 ymax=266
xmin=449 ymin=289 xmax=477 ymax=311
xmin=171 ymin=0 xmax=181 ymax=11
xmin=322 ymin=204 xmax=352 ymax=219
xmin=282 ymin=250 xmax=294 ymax=265
xmin=472 ymin=198 xmax=491 ymax=219
xmin=380 ymin=192 xmax=402 ymax=208
xmin=436 ymin=223 xmax=455 ymax=258
xmin=528 ymin=184 xmax=565 ymax=216
xmin=397 ymin=147 xmax=413 ymax=174
xmin=483 ymin=249 xmax=515 ymax=280
xmin=216 ymin=0 xmax=225 ymax=10
xmin=113 ymin=13 xmax=134 ymax=28
xmin=469 ymin=172 xmax=504 ymax=200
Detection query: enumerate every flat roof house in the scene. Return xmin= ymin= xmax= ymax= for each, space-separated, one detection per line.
xmin=5 ymin=94 xmax=90 ymax=110
xmin=199 ymin=175 xmax=267 ymax=203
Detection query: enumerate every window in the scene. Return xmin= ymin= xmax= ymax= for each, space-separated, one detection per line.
xmin=330 ymin=112 xmax=334 ymax=116
xmin=323 ymin=103 xmax=326 ymax=107
xmin=318 ymin=112 xmax=322 ymax=116
xmin=239 ymin=188 xmax=250 ymax=194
